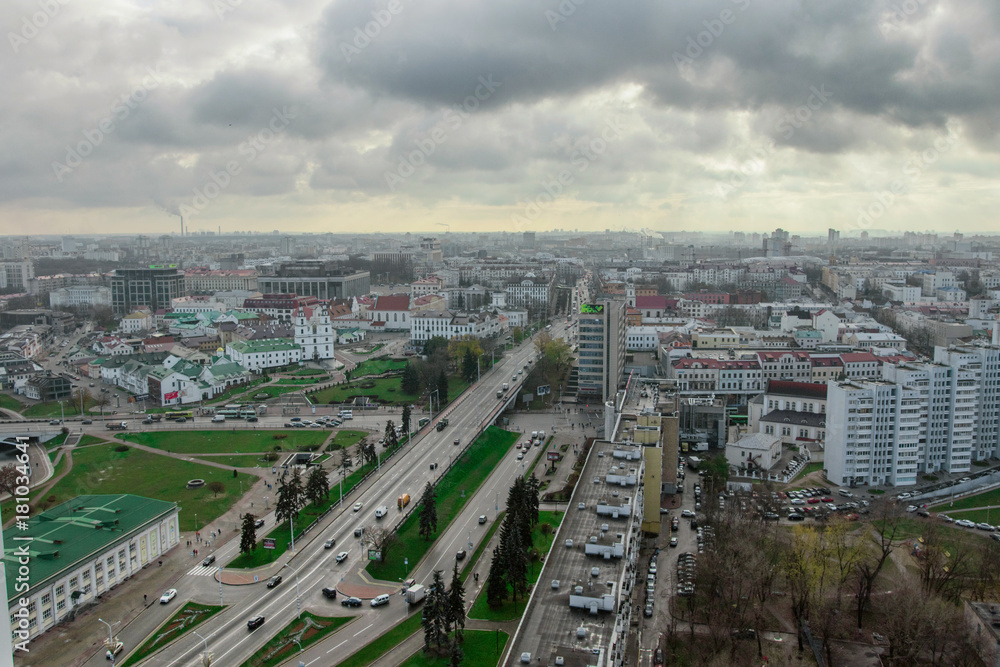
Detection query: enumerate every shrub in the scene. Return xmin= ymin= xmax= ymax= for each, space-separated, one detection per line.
xmin=273 ymin=434 xmax=287 ymax=441
xmin=114 ymin=444 xmax=129 ymax=453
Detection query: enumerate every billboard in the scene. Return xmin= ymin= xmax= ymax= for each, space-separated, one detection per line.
xmin=547 ymin=451 xmax=560 ymax=461
xmin=368 ymin=549 xmax=382 ymax=561
xmin=164 ymin=391 xmax=179 ymax=400
xmin=262 ymin=538 xmax=276 ymax=550
xmin=580 ymin=304 xmax=604 ymax=314
xmin=536 ymin=385 xmax=551 ymax=396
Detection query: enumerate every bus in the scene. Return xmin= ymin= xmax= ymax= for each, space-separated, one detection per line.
xmin=164 ymin=410 xmax=194 ymax=420
xmin=217 ymin=409 xmax=241 ymax=418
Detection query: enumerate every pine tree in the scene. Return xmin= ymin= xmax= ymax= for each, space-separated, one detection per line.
xmin=239 ymin=513 xmax=257 ymax=554
xmin=499 ymin=510 xmax=528 ymax=602
xmin=305 ymin=466 xmax=329 ymax=506
xmin=384 ymin=420 xmax=398 ymax=449
xmin=437 ymin=370 xmax=449 ymax=406
xmin=461 ymin=349 xmax=477 ymax=383
xmin=449 ymin=637 xmax=463 ymax=667
xmin=418 ymin=481 xmax=438 ymax=540
xmin=401 ymin=404 xmax=411 ymax=436
xmin=401 ymin=363 xmax=420 ymax=395
xmin=424 ymin=570 xmax=448 ymax=649
xmin=275 ymin=470 xmax=303 ymax=525
xmin=485 ymin=547 xmax=507 ymax=610
xmin=448 ymin=562 xmax=466 ymax=641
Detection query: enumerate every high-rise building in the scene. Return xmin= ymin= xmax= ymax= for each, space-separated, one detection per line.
xmin=0 ymin=260 xmax=34 ymax=290
xmin=110 ymin=266 xmax=185 ymax=315
xmin=257 ymin=261 xmax=369 ymax=300
xmin=576 ymin=299 xmax=626 ymax=403
xmin=934 ymin=345 xmax=1000 ymax=461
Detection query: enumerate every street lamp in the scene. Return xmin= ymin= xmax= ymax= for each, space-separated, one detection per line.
xmin=284 ymin=562 xmax=303 ymax=618
xmin=193 ymin=630 xmax=213 ymax=666
xmin=99 ymin=618 xmax=121 ymax=666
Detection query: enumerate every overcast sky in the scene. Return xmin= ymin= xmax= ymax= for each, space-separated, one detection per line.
xmin=2 ymin=0 xmax=998 ymax=239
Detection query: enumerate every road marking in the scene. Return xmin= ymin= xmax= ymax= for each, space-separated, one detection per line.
xmin=354 ymin=622 xmax=374 ymax=636
xmin=326 ymin=639 xmax=348 ymax=654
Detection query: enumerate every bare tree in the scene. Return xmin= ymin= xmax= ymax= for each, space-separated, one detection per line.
xmin=0 ymin=465 xmax=20 ymax=496
xmin=852 ymin=500 xmax=902 ymax=630
xmin=363 ymin=525 xmax=398 ymax=562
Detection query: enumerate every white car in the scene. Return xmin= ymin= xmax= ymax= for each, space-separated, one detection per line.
xmin=353 ymin=502 xmax=363 ymax=512
xmin=906 ymin=505 xmax=918 ymax=513
xmin=159 ymin=588 xmax=177 ymax=604
xmin=681 ymin=509 xmax=695 ymax=518
xmin=335 ymin=551 xmax=349 ymax=563
xmin=956 ymin=519 xmax=976 ymax=528
xmin=790 ymin=499 xmax=806 ymax=505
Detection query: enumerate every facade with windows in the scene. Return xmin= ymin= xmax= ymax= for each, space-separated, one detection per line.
xmin=409 ymin=310 xmax=502 ymax=342
xmin=4 ymin=495 xmax=179 ymax=645
xmin=575 ymin=300 xmax=627 ymax=403
xmin=226 ymin=339 xmax=302 ymax=372
xmin=110 ymin=267 xmax=185 ymax=315
xmin=257 ymin=261 xmax=369 ymax=300
xmin=294 ymin=307 xmax=334 ymax=361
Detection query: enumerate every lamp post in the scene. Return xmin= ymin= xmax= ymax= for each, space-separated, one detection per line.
xmin=293 ymin=638 xmax=305 ymax=667
xmin=193 ymin=630 xmax=213 ymax=666
xmin=289 ymin=514 xmax=295 ymax=553
xmin=99 ymin=618 xmax=120 ymax=666
xmin=284 ymin=562 xmax=303 ymax=618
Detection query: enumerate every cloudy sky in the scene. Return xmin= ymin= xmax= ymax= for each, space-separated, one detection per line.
xmin=2 ymin=0 xmax=998 ymax=238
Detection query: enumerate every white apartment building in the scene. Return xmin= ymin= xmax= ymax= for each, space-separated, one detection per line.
xmin=625 ymin=326 xmax=660 ymax=351
xmin=921 ymin=270 xmax=955 ymax=297
xmin=409 ymin=310 xmax=502 ymax=343
xmin=226 ymin=339 xmax=302 ymax=371
xmin=48 ymin=285 xmax=111 ymax=308
xmin=934 ymin=345 xmax=1000 ymax=461
xmin=882 ymin=282 xmax=922 ymax=302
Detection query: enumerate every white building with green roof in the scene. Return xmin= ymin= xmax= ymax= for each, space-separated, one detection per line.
xmin=226 ymin=339 xmax=302 ymax=371
xmin=4 ymin=494 xmax=179 ymax=644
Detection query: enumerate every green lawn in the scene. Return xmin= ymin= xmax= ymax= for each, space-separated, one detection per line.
xmin=275 ymin=377 xmax=330 ymax=385
xmin=366 ymin=427 xmax=519 ymax=582
xmin=468 ymin=511 xmax=564 ymax=621
xmin=45 ymin=432 xmax=68 ymax=449
xmin=312 ymin=373 xmax=469 ymax=407
xmin=0 ymin=394 xmax=23 ymax=412
xmin=246 ymin=385 xmax=304 ymax=399
xmin=293 ymin=367 xmax=329 ymax=376
xmin=352 ymin=358 xmax=407 ymax=377
xmin=120 ymin=430 xmax=329 ymax=455
xmin=204 ymin=378 xmax=268 ymax=405
xmin=195 ymin=454 xmax=282 ymax=468
xmin=330 ymin=430 xmax=367 ymax=451
xmin=119 ymin=602 xmax=223 ymax=667
xmin=933 ymin=487 xmax=1000 ymax=512
xmin=22 ymin=401 xmax=84 ymax=418
xmin=947 ymin=508 xmax=1000 ymax=525
xmin=398 ymin=630 xmax=509 ymax=667
xmin=238 ymin=613 xmax=355 ymax=667
xmin=790 ymin=462 xmax=824 ymax=483
xmin=77 ymin=434 xmax=109 ymax=447
xmin=335 ymin=613 xmax=422 ymax=667
xmin=37 ymin=443 xmax=254 ymax=532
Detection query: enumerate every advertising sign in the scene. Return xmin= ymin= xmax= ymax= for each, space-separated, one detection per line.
xmin=262 ymin=538 xmax=276 ymax=550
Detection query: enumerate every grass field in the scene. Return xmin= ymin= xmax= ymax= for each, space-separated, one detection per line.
xmin=947 ymin=508 xmax=1000 ymax=525
xmin=366 ymin=426 xmax=519 ymax=582
xmin=790 ymin=462 xmax=824 ymax=483
xmin=203 ymin=378 xmax=268 ymax=405
xmin=398 ymin=630 xmax=509 ymax=667
xmin=22 ymin=401 xmax=85 ymax=418
xmin=120 ymin=430 xmax=329 ymax=455
xmin=195 ymin=454 xmax=281 ymax=468
xmin=45 ymin=432 xmax=68 ymax=449
xmin=77 ymin=434 xmax=109 ymax=447
xmin=293 ymin=367 xmax=329 ymax=376
xmin=932 ymin=487 xmax=1000 ymax=512
xmin=275 ymin=377 xmax=331 ymax=385
xmin=120 ymin=602 xmax=223 ymax=667
xmin=352 ymin=358 xmax=407 ymax=377
xmin=330 ymin=430 xmax=367 ymax=450
xmin=247 ymin=385 xmax=305 ymax=399
xmin=238 ymin=613 xmax=355 ymax=667
xmin=37 ymin=443 xmax=254 ymax=531
xmin=468 ymin=511 xmax=564 ymax=621
xmin=0 ymin=394 xmax=23 ymax=412
xmin=335 ymin=614 xmax=422 ymax=667
xmin=313 ymin=373 xmax=469 ymax=406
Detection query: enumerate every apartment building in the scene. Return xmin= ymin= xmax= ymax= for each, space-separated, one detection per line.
xmin=934 ymin=345 xmax=1000 ymax=461
xmin=408 ymin=310 xmax=502 ymax=343
xmin=669 ymin=357 xmax=763 ymax=396
xmin=576 ymin=300 xmax=627 ymax=403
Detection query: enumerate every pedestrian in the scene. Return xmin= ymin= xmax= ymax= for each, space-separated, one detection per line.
xmin=144 ymin=594 xmax=147 ymax=604
xmin=158 ymin=560 xmax=162 ymax=566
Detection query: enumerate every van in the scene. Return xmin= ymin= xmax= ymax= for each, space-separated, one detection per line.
xmin=531 ymin=431 xmax=538 ymax=439
xmin=211 ymin=415 xmax=225 ymax=423
xmin=374 ymin=506 xmax=388 ymax=519
xmin=371 ymin=594 xmax=390 ymax=607
xmin=838 ymin=489 xmax=853 ymax=498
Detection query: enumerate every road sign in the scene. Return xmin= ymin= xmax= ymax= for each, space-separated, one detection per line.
xmin=262 ymin=538 xmax=276 ymax=550
xmin=547 ymin=451 xmax=560 ymax=461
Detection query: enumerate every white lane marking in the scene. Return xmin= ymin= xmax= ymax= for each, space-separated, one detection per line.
xmin=326 ymin=639 xmax=348 ymax=654
xmin=353 ymin=622 xmax=374 ymax=637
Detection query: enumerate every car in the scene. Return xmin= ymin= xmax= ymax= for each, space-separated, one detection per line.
xmin=807 ymin=498 xmax=820 ymax=504
xmin=371 ymin=594 xmax=390 ymax=607
xmin=202 ymin=554 xmax=216 ymax=567
xmin=790 ymin=499 xmax=805 ymax=505
xmin=322 ymin=587 xmax=338 ymax=599
xmin=324 ymin=538 xmax=336 ymax=549
xmin=336 ymin=551 xmax=349 ymax=563
xmin=788 ymin=513 xmax=805 ymax=521
xmin=456 ymin=549 xmax=467 ymax=561
xmin=671 ymin=518 xmax=679 ymax=532
xmin=106 ymin=641 xmax=124 ymax=659
xmin=254 ymin=519 xmax=265 ymax=529
xmin=681 ymin=509 xmax=695 ymax=518
xmin=906 ymin=505 xmax=918 ymax=513
xmin=959 ymin=477 xmax=972 ymax=483
xmin=353 ymin=502 xmax=363 ymax=512
xmin=176 ymin=417 xmax=187 ymax=423
xmin=284 ymin=422 xmax=294 ymax=428
xmin=644 ymin=603 xmax=654 ymax=617
xmin=354 ymin=527 xmax=363 ymax=537
xmin=246 ymin=416 xmax=258 ymax=422
xmin=82 ymin=419 xmax=92 ymax=424
xmin=479 ymin=515 xmax=487 ymax=524
xmin=956 ymin=519 xmax=976 ymax=528
xmin=732 ymin=628 xmax=757 ymax=640
xmin=512 ymin=376 xmax=517 ymax=382
xmin=142 ymin=418 xmax=154 ymax=424
xmin=266 ymin=575 xmax=282 ymax=588
xmin=977 ymin=522 xmax=996 ymax=531
xmin=551 ymin=579 xmax=560 ymax=589
xmin=517 ymin=453 xmax=524 ymax=460
xmin=453 ymin=438 xmax=460 ymax=445
xmin=669 ymin=537 xmax=678 ymax=547
xmin=49 ymin=419 xmax=61 ymax=425
xmin=247 ymin=615 xmax=265 ymax=631
xmin=341 ymin=596 xmax=363 ymax=607
xmin=290 ymin=417 xmax=301 ymax=422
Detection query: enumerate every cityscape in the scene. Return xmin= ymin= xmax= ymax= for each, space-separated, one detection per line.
xmin=4 ymin=1 xmax=1000 ymax=667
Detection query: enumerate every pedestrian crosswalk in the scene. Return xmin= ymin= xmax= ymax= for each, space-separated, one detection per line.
xmin=186 ymin=565 xmax=218 ymax=577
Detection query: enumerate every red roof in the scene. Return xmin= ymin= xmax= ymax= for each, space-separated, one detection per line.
xmin=840 ymin=352 xmax=879 ymax=363
xmin=372 ymin=295 xmax=410 ymax=311
xmin=810 ymin=356 xmax=843 ymax=367
xmin=673 ymin=357 xmax=761 ymax=370
xmin=635 ymin=295 xmax=668 ymax=309
xmin=756 ymin=350 xmax=811 ymax=361
xmin=766 ymin=380 xmax=828 ymax=399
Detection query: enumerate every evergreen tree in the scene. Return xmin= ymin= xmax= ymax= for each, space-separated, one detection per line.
xmin=448 ymin=562 xmax=466 ymax=641
xmin=501 ymin=516 xmax=528 ymax=602
xmin=384 ymin=420 xmax=398 ymax=449
xmin=485 ymin=547 xmax=508 ymax=610
xmin=437 ymin=370 xmax=449 ymax=406
xmin=401 ymin=404 xmax=411 ymax=436
xmin=418 ymin=481 xmax=438 ymax=540
xmin=461 ymin=349 xmax=477 ymax=383
xmin=305 ymin=466 xmax=329 ymax=506
xmin=275 ymin=470 xmax=303 ymax=525
xmin=449 ymin=637 xmax=463 ymax=667
xmin=422 ymin=570 xmax=448 ymax=649
xmin=239 ymin=512 xmax=257 ymax=554
xmin=401 ymin=362 xmax=420 ymax=395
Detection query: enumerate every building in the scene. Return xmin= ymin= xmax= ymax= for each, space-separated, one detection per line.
xmin=726 ymin=432 xmax=782 ymax=471
xmin=691 ymin=328 xmax=740 ymax=349
xmin=668 ymin=357 xmax=763 ymax=396
xmin=22 ymin=371 xmax=71 ymax=401
xmin=119 ymin=311 xmax=153 ymax=334
xmin=0 ymin=351 xmax=41 ymax=390
xmin=934 ymin=345 xmax=1000 ymax=462
xmin=48 ymin=285 xmax=111 ymax=309
xmin=257 ymin=261 xmax=369 ymax=300
xmin=183 ymin=268 xmax=258 ymax=293
xmin=576 ymin=300 xmax=627 ymax=403
xmin=242 ymin=294 xmax=319 ymax=321
xmin=110 ymin=266 xmax=185 ymax=315
xmin=504 ymin=276 xmax=554 ymax=312
xmin=409 ymin=310 xmax=502 ymax=343
xmin=3 ymin=495 xmax=179 ymax=644
xmin=0 ymin=261 xmax=35 ymax=290
xmin=368 ymin=294 xmax=412 ymax=330
xmin=294 ymin=307 xmax=334 ymax=361
xmin=225 ymin=339 xmax=302 ymax=372
xmin=756 ymin=350 xmax=813 ymax=382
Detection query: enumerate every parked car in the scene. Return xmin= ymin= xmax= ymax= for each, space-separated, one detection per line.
xmin=106 ymin=641 xmax=124 ymax=659
xmin=247 ymin=616 xmax=265 ymax=631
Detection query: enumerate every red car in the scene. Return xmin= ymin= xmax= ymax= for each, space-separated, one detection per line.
xmin=821 ymin=497 xmax=834 ymax=503
xmin=807 ymin=498 xmax=820 ymax=504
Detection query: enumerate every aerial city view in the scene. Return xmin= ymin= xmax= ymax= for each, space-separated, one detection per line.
xmin=2 ymin=1 xmax=1000 ymax=666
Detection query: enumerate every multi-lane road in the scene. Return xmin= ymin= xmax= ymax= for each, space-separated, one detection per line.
xmin=73 ymin=321 xmax=572 ymax=667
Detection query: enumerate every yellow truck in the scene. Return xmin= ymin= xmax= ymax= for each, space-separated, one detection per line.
xmin=398 ymin=493 xmax=411 ymax=510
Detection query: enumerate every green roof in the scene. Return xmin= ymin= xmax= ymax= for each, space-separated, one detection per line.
xmin=224 ymin=310 xmax=259 ymax=320
xmin=228 ymin=340 xmax=300 ymax=354
xmin=3 ymin=494 xmax=177 ymax=602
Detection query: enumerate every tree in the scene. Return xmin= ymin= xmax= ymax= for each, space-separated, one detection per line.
xmin=363 ymin=524 xmax=397 ymax=562
xmin=447 ymin=335 xmax=484 ymax=367
xmin=274 ymin=469 xmax=303 ymax=525
xmin=401 ymin=404 xmax=411 ymax=436
xmin=207 ymin=481 xmax=226 ymax=497
xmin=418 ymin=481 xmax=438 ymax=540
xmin=498 ymin=518 xmax=528 ymax=602
xmin=239 ymin=513 xmax=257 ymax=554
xmin=422 ymin=336 xmax=449 ymax=358
xmin=383 ymin=420 xmax=398 ymax=449
xmin=359 ymin=438 xmax=377 ymax=467
xmin=461 ymin=349 xmax=477 ymax=383
xmin=485 ymin=547 xmax=507 ymax=610
xmin=0 ymin=465 xmax=20 ymax=497
xmin=701 ymin=454 xmax=730 ymax=490
xmin=436 ymin=370 xmax=449 ymax=406
xmin=422 ymin=570 xmax=448 ymax=650
xmin=447 ymin=562 xmax=466 ymax=641
xmin=401 ymin=363 xmax=420 ymax=395
xmin=852 ymin=500 xmax=902 ymax=630
xmin=305 ymin=466 xmax=330 ymax=507
xmin=448 ymin=638 xmax=463 ymax=667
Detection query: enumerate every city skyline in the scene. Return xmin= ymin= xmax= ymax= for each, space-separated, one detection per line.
xmin=3 ymin=1 xmax=1000 ymax=237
